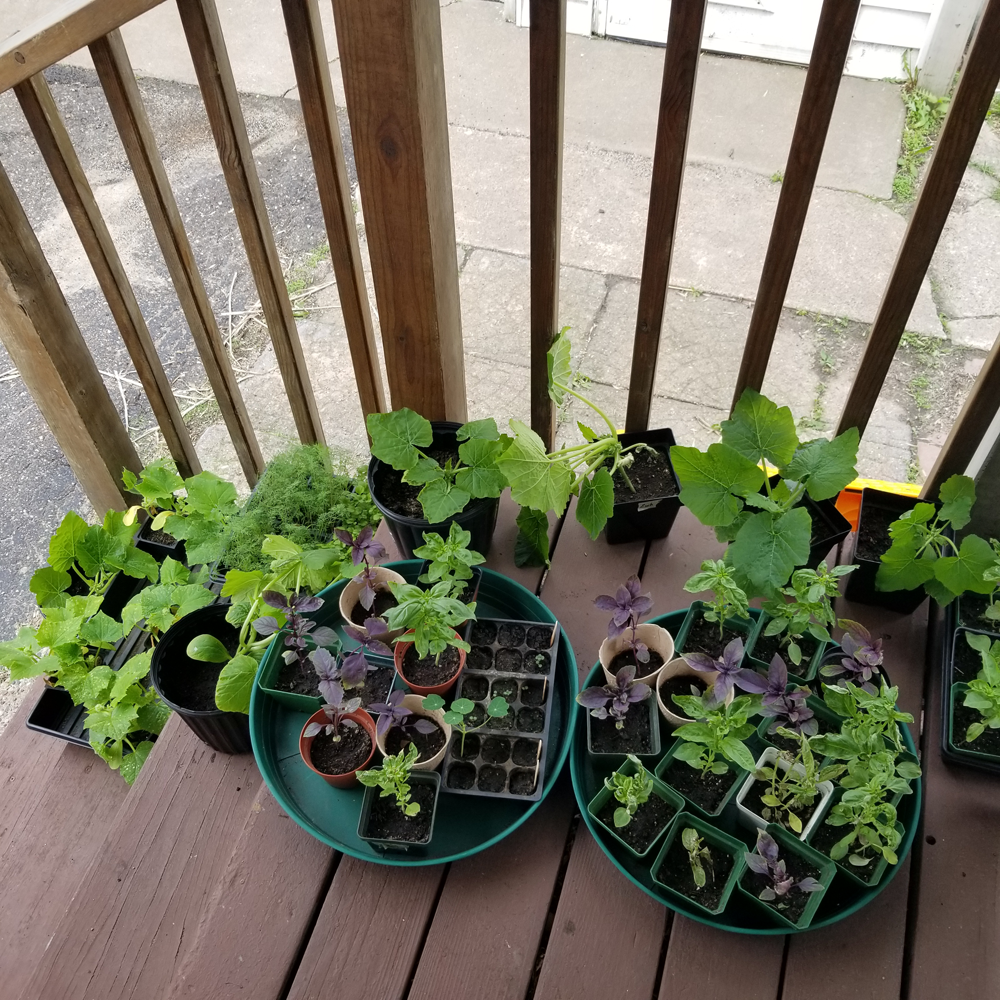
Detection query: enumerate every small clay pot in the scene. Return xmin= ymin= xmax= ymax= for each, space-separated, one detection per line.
xmin=600 ymin=623 xmax=675 ymax=686
xmin=299 ymin=707 xmax=377 ymax=789
xmin=338 ymin=567 xmax=407 ymax=639
xmin=394 ymin=630 xmax=466 ymax=696
xmin=374 ymin=694 xmax=451 ymax=771
xmin=655 ymin=656 xmax=731 ymax=727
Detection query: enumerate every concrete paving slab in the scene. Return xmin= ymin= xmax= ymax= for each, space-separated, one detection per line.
xmin=931 ymin=199 xmax=1000 ymax=320
xmin=950 ymin=317 xmax=999 ymax=351
xmin=971 ymin=122 xmax=1000 ymax=176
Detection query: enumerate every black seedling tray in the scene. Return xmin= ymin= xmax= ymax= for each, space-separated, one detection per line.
xmin=440 ymin=617 xmax=560 ymax=801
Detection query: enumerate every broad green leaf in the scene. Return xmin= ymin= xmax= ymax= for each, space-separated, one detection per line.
xmin=29 ymin=566 xmax=71 ymax=607
xmin=82 ymin=664 xmax=116 ymax=708
xmin=48 ymin=510 xmax=89 ymax=572
xmin=136 ymin=698 xmax=171 ymax=735
xmin=130 ymin=458 xmax=183 ymax=504
xmin=402 ymin=457 xmax=445 ymax=485
xmin=77 ymin=526 xmax=126 ymax=579
xmin=497 ymin=421 xmax=574 ymax=516
xmin=36 ymin=606 xmax=87 ymax=649
xmin=785 ymin=428 xmax=860 ymax=501
xmin=670 ymin=443 xmax=764 ymax=527
xmin=118 ymin=543 xmax=159 ymax=582
xmin=456 ymin=417 xmax=500 ymax=442
xmin=59 ymin=660 xmax=91 ymax=703
xmin=456 ymin=438 xmax=505 ymax=498
xmin=167 ymin=517 xmax=227 ymax=566
xmin=938 ymin=474 xmax=976 ymax=530
xmin=578 ymin=421 xmax=598 ymax=442
xmin=367 ymin=408 xmax=433 ymax=470
xmin=966 ymin=721 xmax=985 ymax=741
xmin=876 ymin=542 xmax=936 ymax=592
xmin=728 ymin=507 xmax=811 ymax=597
xmin=514 ymin=507 xmax=550 ymax=567
xmin=297 ymin=547 xmax=343 ymax=593
xmin=171 ymin=583 xmax=215 ymax=621
xmin=720 ymin=736 xmax=756 ymax=771
xmin=159 ymin=557 xmax=190 ymax=586
xmin=79 ymin=611 xmax=124 ymax=648
xmin=721 ymin=389 xmax=799 ymax=468
xmin=221 ymin=569 xmax=264 ymax=603
xmin=111 ymin=652 xmax=153 ymax=702
xmin=672 ymin=741 xmax=705 ymax=762
xmin=924 ymin=576 xmax=959 ymax=606
xmin=419 ymin=479 xmax=472 ymax=522
xmin=743 ymin=493 xmax=783 ymax=513
xmin=184 ymin=471 xmax=239 ymax=519
xmin=576 ymin=468 xmax=615 ymax=540
xmin=187 ymin=634 xmax=232 ymax=663
xmin=120 ymin=741 xmax=155 ymax=785
xmin=546 ymin=329 xmax=573 ymax=405
xmin=215 ymin=654 xmax=259 ymax=713
xmin=86 ymin=701 xmax=139 ymax=742
xmin=103 ymin=509 xmax=138 ymax=547
xmin=91 ymin=737 xmax=122 ymax=770
xmin=261 ymin=534 xmax=302 ymax=563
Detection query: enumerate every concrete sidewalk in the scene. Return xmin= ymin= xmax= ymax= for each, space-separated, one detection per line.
xmin=0 ymin=0 xmax=997 ymax=716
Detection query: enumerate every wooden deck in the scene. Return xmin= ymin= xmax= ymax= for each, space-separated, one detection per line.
xmin=1 ymin=490 xmax=995 ymax=1000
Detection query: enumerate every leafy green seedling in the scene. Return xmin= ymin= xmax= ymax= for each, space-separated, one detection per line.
xmin=414 ymin=523 xmax=485 ymax=598
xmin=753 ymin=731 xmax=842 ymax=834
xmin=384 ymin=581 xmax=475 ymax=662
xmin=669 ymin=692 xmax=758 ymax=777
xmin=422 ymin=694 xmax=509 ymax=755
xmin=683 ymin=559 xmax=750 ymax=640
xmin=357 ymin=743 xmax=422 ymax=815
xmin=604 ymin=754 xmax=653 ymax=828
xmin=961 ymin=632 xmax=1000 ymax=742
xmin=681 ymin=827 xmax=713 ymax=888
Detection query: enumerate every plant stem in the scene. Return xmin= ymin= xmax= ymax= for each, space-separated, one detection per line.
xmin=553 ymin=380 xmax=619 ymax=437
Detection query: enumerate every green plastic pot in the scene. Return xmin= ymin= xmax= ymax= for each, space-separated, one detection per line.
xmin=650 ymin=812 xmax=746 ymax=917
xmin=755 ymin=696 xmax=843 ymax=754
xmin=654 ymin=737 xmax=748 ymax=821
xmin=675 ymin=602 xmax=763 ymax=661
xmin=947 ymin=682 xmax=1000 ymax=766
xmin=745 ymin=616 xmax=829 ymax=681
xmin=357 ymin=770 xmax=441 ymax=853
xmin=585 ymin=691 xmax=661 ymax=765
xmin=737 ymin=823 xmax=837 ymax=930
xmin=587 ymin=761 xmax=683 ymax=859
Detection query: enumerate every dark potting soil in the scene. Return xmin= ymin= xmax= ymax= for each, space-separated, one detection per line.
xmin=682 ymin=614 xmax=748 ymax=660
xmin=478 ymin=764 xmax=507 ymax=792
xmin=751 ymin=631 xmax=818 ymax=669
xmin=356 ymin=667 xmax=395 ymax=709
xmin=527 ymin=625 xmax=555 ymax=649
xmin=610 ymin=649 xmax=665 ymax=674
xmin=471 ymin=621 xmax=498 ymax=645
xmin=953 ymin=700 xmax=1000 ymax=756
xmin=447 ymin=762 xmax=477 ymax=789
xmin=455 ymin=734 xmax=480 ymax=759
xmin=659 ymin=674 xmax=708 ymax=719
xmin=516 ymin=706 xmax=545 ymax=732
xmin=402 ymin=644 xmax=462 ymax=688
xmin=954 ymin=635 xmax=988 ymax=682
xmin=598 ymin=793 xmax=675 ymax=854
xmin=349 ymin=589 xmax=397 ymax=626
xmin=491 ymin=677 xmax=519 ymax=701
xmin=462 ymin=673 xmax=490 ymax=700
xmin=810 ymin=819 xmax=880 ymax=882
xmin=481 ymin=736 xmax=511 ymax=764
xmin=854 ymin=505 xmax=900 ymax=563
xmin=958 ymin=595 xmax=1000 ymax=632
xmin=525 ymin=650 xmax=551 ymax=674
xmin=658 ymin=835 xmax=734 ymax=911
xmin=498 ymin=623 xmax=526 ymax=647
xmin=661 ymin=757 xmax=739 ymax=814
xmin=377 ymin=445 xmax=460 ymax=518
xmin=509 ymin=768 xmax=537 ymax=795
xmin=172 ymin=657 xmax=228 ymax=712
xmin=496 ymin=648 xmax=523 ymax=672
xmin=274 ymin=657 xmax=322 ymax=698
xmin=740 ymin=852 xmax=822 ymax=924
xmin=611 ymin=444 xmax=678 ymax=503
xmin=513 ymin=737 xmax=542 ymax=766
xmin=589 ymin=703 xmax=654 ymax=754
xmin=363 ymin=782 xmax=435 ymax=843
xmin=308 ymin=724 xmax=373 ymax=776
xmin=385 ymin=719 xmax=447 ymax=762
xmin=740 ymin=776 xmax=819 ymax=833
xmin=144 ymin=526 xmax=179 ymax=547
xmin=468 ymin=646 xmax=494 ymax=671
xmin=521 ymin=679 xmax=547 ymax=707
xmin=487 ymin=706 xmax=515 ymax=731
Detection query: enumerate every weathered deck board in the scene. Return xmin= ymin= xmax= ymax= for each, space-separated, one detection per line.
xmin=20 ymin=719 xmax=261 ymax=1000
xmin=407 ymin=777 xmax=575 ymax=1000
xmin=483 ymin=489 xmax=555 ymax=596
xmin=641 ymin=507 xmax=725 ymax=616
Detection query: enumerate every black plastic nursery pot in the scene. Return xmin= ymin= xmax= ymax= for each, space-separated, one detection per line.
xmin=63 ymin=568 xmax=144 ymax=622
xmin=605 ymin=428 xmax=681 ymax=545
xmin=368 ymin=421 xmax=500 ymax=560
xmin=675 ymin=602 xmax=763 ymax=662
xmin=357 ymin=771 xmax=441 ymax=853
xmin=150 ymin=604 xmax=252 ymax=754
xmin=135 ymin=519 xmax=185 ymax=563
xmin=843 ymin=488 xmax=927 ymax=614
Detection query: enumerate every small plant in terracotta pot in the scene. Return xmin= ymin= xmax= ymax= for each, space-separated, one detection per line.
xmin=299 ymin=682 xmax=377 ymax=788
xmin=336 ymin=527 xmax=406 ymax=635
xmin=370 ymin=690 xmax=451 ymax=770
xmin=385 ymin=581 xmax=474 ymax=695
xmin=596 ymin=575 xmax=674 ymax=685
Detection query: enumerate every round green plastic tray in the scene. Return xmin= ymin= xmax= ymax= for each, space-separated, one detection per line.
xmin=249 ymin=561 xmax=577 ymax=865
xmin=570 ymin=610 xmax=922 ymax=933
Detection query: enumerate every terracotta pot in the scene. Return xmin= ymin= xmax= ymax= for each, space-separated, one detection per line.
xmin=339 ymin=567 xmax=407 ymax=639
xmin=394 ymin=630 xmax=466 ymax=696
xmin=299 ymin=707 xmax=377 ymax=789
xmin=655 ymin=656 xmax=732 ymax=727
xmin=374 ymin=694 xmax=452 ymax=771
xmin=600 ymin=623 xmax=675 ymax=686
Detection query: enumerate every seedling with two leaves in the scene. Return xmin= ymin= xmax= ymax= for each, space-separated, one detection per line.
xmin=422 ymin=693 xmax=510 ymax=756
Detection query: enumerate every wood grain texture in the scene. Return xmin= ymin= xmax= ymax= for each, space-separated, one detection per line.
xmin=483 ymin=489 xmax=555 ymax=596
xmin=408 ymin=779 xmax=575 ymax=1000
xmin=280 ymin=0 xmax=386 ymax=424
xmin=90 ymin=30 xmax=264 ymax=485
xmin=331 ymin=0 xmax=466 ymax=422
xmin=528 ymin=0 xmax=565 ymax=450
xmin=15 ymin=71 xmax=200 ymax=479
xmin=0 ymin=157 xmax=140 ymax=513
xmin=166 ymin=783 xmax=334 ymax=1000
xmin=21 ymin=718 xmax=262 ymax=1000
xmin=625 ymin=0 xmax=707 ymax=433
xmin=176 ymin=0 xmax=325 ymax=446
xmin=0 ymin=0 xmax=167 ymax=94
xmin=641 ymin=506 xmax=725 ymax=615
xmin=837 ymin=0 xmax=1000 ymax=437
xmin=285 ymin=857 xmax=445 ymax=1000
xmin=732 ymin=0 xmax=862 ymax=410
xmin=532 ymin=828 xmax=668 ymax=1000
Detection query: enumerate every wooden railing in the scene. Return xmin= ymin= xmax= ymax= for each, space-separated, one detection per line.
xmin=1 ymin=0 xmax=999 ymax=513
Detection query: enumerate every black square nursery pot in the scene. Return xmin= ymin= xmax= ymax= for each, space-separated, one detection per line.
xmin=135 ymin=519 xmax=185 ymax=563
xmin=605 ymin=428 xmax=681 ymax=545
xmin=357 ymin=770 xmax=441 ymax=853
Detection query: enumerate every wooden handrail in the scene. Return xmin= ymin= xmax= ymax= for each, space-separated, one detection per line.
xmin=837 ymin=0 xmax=1000 ymax=437
xmin=0 ymin=0 xmax=166 ymax=95
xmin=624 ymin=0 xmax=707 ymax=433
xmin=731 ymin=0 xmax=861 ymax=412
xmin=529 ymin=0 xmax=566 ymax=450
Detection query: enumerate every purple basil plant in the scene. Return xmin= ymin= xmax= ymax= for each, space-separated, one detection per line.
xmin=744 ymin=830 xmax=823 ymax=903
xmin=254 ymin=590 xmax=338 ymax=674
xmin=594 ymin=576 xmax=653 ymax=664
xmin=819 ymin=620 xmax=884 ymax=693
xmin=304 ymin=680 xmax=362 ymax=742
xmin=576 ymin=664 xmax=651 ymax=729
xmin=683 ymin=638 xmax=768 ymax=705
xmin=335 ymin=526 xmax=388 ymax=612
xmin=368 ymin=689 xmax=439 ymax=739
xmin=757 ymin=654 xmax=817 ymax=736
